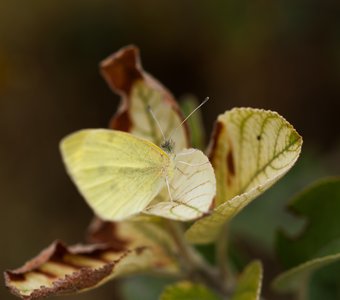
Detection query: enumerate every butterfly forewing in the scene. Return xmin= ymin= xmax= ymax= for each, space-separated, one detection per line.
xmin=60 ymin=129 xmax=172 ymax=220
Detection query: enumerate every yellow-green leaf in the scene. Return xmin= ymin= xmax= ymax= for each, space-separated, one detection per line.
xmin=160 ymin=281 xmax=221 ymax=300
xmin=231 ymin=261 xmax=263 ymax=300
xmin=186 ymin=108 xmax=302 ymax=244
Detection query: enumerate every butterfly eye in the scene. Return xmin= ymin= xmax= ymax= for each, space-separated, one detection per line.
xmin=161 ymin=140 xmax=175 ymax=154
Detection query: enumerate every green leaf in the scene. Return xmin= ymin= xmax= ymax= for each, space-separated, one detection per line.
xmin=272 ymin=178 xmax=340 ymax=293
xmin=272 ymin=253 xmax=340 ymax=293
xmin=276 ymin=178 xmax=340 ymax=268
xmin=308 ymin=261 xmax=340 ymax=300
xmin=180 ymin=95 xmax=206 ymax=150
xmin=186 ymin=108 xmax=302 ymax=244
xmin=231 ymin=261 xmax=263 ymax=300
xmin=160 ymin=281 xmax=221 ymax=300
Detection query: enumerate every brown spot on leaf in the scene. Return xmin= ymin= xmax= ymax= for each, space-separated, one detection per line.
xmin=5 ymin=272 xmax=25 ymax=282
xmin=209 ymin=196 xmax=217 ymax=210
xmin=207 ymin=121 xmax=224 ymax=164
xmin=227 ymin=149 xmax=235 ymax=176
xmin=226 ymin=147 xmax=236 ymax=187
xmin=135 ymin=246 xmax=147 ymax=255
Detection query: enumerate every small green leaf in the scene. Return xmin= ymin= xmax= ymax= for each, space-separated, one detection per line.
xmin=272 ymin=253 xmax=340 ymax=292
xmin=231 ymin=261 xmax=263 ymax=300
xmin=180 ymin=95 xmax=206 ymax=150
xmin=272 ymin=178 xmax=340 ymax=293
xmin=160 ymin=281 xmax=221 ymax=300
xmin=186 ymin=108 xmax=302 ymax=244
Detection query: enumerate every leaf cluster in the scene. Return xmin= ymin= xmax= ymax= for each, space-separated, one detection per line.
xmin=4 ymin=46 xmax=339 ymax=300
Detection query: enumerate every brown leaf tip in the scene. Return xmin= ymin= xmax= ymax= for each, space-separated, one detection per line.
xmin=100 ymin=45 xmax=143 ymax=95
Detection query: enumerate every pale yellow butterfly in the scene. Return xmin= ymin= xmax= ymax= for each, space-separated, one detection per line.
xmin=60 ymin=98 xmax=215 ymax=221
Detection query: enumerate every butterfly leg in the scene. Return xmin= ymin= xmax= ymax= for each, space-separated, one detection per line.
xmin=165 ymin=176 xmax=173 ymax=201
xmin=177 ymin=161 xmax=209 ymax=167
xmin=175 ymin=149 xmax=198 ymax=157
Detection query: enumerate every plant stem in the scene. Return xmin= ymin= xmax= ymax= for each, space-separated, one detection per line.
xmin=216 ymin=223 xmax=230 ymax=283
xmin=165 ymin=220 xmax=201 ymax=268
xmin=165 ymin=220 xmax=230 ymax=298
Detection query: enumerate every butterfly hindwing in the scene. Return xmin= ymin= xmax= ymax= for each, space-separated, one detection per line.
xmin=145 ymin=148 xmax=216 ymax=220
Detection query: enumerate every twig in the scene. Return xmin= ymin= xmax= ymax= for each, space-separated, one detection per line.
xmin=165 ymin=220 xmax=230 ymax=298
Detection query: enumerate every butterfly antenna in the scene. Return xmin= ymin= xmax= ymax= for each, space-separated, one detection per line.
xmin=147 ymin=105 xmax=166 ymax=142
xmin=168 ymin=96 xmax=210 ymax=140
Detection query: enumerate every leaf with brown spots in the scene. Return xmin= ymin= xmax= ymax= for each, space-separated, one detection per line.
xmin=101 ymin=45 xmax=189 ymax=150
xmin=186 ymin=108 xmax=302 ymax=244
xmin=231 ymin=261 xmax=263 ymax=300
xmin=5 ymin=235 xmax=177 ymax=299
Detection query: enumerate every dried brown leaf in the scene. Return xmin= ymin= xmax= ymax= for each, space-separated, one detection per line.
xmin=4 ymin=240 xmax=166 ymax=299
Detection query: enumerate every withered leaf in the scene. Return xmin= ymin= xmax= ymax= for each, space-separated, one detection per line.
xmin=4 ymin=240 xmax=171 ymax=299
xmin=101 ymin=45 xmax=189 ymax=150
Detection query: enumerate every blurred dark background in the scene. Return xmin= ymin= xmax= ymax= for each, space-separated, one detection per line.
xmin=1 ymin=1 xmax=339 ymax=299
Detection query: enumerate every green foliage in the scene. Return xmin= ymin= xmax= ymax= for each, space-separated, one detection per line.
xmin=273 ymin=178 xmax=340 ymax=296
xmin=231 ymin=261 xmax=262 ymax=300
xmin=160 ymin=281 xmax=221 ymax=300
xmin=276 ymin=178 xmax=340 ymax=268
xmin=180 ymin=95 xmax=206 ymax=150
xmin=4 ymin=45 xmax=339 ymax=300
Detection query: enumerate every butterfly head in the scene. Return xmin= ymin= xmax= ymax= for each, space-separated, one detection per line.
xmin=147 ymin=97 xmax=209 ymax=155
xmin=161 ymin=139 xmax=175 ymax=154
